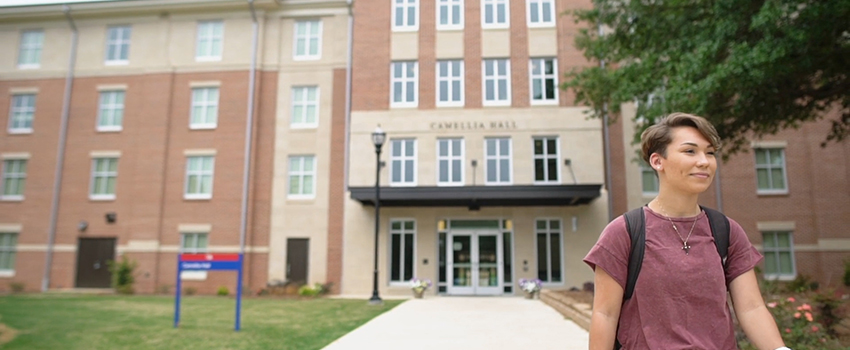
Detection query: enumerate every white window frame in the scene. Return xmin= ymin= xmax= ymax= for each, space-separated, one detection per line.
xmin=485 ymin=137 xmax=512 ymax=185
xmin=291 ymin=86 xmax=319 ymax=128
xmin=190 ymin=87 xmax=219 ymax=129
xmin=437 ymin=138 xmax=464 ymax=186
xmin=482 ymin=59 xmax=511 ymax=106
xmin=293 ymin=20 xmax=322 ymax=60
xmin=762 ymin=231 xmax=796 ymax=280
xmin=184 ymin=155 xmax=215 ymax=200
xmin=535 ymin=219 xmax=564 ymax=285
xmin=392 ymin=0 xmax=419 ymax=32
xmin=640 ymin=162 xmax=659 ymax=196
xmin=180 ymin=231 xmax=209 ymax=280
xmin=97 ymin=90 xmax=125 ymax=132
xmin=436 ymin=60 xmax=464 ymax=107
xmin=529 ymin=58 xmax=558 ymax=105
xmin=105 ymin=25 xmax=131 ymax=65
xmin=481 ymin=0 xmax=509 ymax=29
xmin=18 ymin=30 xmax=44 ymax=69
xmin=287 ymin=155 xmax=316 ymax=199
xmin=754 ymin=148 xmax=789 ymax=195
xmin=437 ymin=0 xmax=464 ymax=30
xmin=0 ymin=232 xmax=17 ymax=276
xmin=390 ymin=139 xmax=417 ymax=187
xmin=196 ymin=20 xmax=224 ymax=62
xmin=533 ymin=136 xmax=560 ymax=184
xmin=390 ymin=61 xmax=419 ymax=108
xmin=1 ymin=158 xmax=27 ymax=201
xmin=389 ymin=219 xmax=416 ymax=285
xmin=527 ymin=0 xmax=555 ymax=27
xmin=8 ymin=94 xmax=36 ymax=134
xmin=90 ymin=157 xmax=118 ymax=201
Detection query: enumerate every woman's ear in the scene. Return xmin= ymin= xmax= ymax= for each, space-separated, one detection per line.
xmin=650 ymin=153 xmax=663 ymax=170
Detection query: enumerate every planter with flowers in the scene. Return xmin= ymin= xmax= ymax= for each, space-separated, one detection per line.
xmin=519 ymin=278 xmax=542 ymax=299
xmin=409 ymin=278 xmax=432 ymax=299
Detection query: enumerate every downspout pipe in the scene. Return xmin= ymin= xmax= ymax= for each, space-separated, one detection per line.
xmin=715 ymin=161 xmax=723 ymax=212
xmin=239 ymin=0 xmax=259 ymax=255
xmin=344 ymin=0 xmax=354 ymax=189
xmin=43 ymin=5 xmax=78 ymax=292
xmin=599 ymin=23 xmax=614 ymax=221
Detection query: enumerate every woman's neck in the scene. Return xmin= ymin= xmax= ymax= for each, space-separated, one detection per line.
xmin=650 ymin=193 xmax=701 ymax=218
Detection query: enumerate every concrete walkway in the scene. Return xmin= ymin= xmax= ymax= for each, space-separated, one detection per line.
xmin=322 ymin=296 xmax=589 ymax=350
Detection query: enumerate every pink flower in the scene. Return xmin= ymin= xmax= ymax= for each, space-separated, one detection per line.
xmin=785 ymin=328 xmax=791 ymax=334
xmin=800 ymin=303 xmax=812 ymax=311
xmin=794 ymin=312 xmax=801 ymax=318
xmin=805 ymin=312 xmax=813 ymax=322
xmin=767 ymin=302 xmax=777 ymax=308
xmin=787 ymin=297 xmax=796 ymax=302
xmin=811 ymin=325 xmax=819 ymax=332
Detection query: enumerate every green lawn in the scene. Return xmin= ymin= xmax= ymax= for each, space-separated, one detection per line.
xmin=0 ymin=294 xmax=402 ymax=350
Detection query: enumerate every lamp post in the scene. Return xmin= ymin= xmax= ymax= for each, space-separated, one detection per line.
xmin=369 ymin=126 xmax=386 ymax=305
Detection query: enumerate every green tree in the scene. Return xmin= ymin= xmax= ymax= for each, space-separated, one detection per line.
xmin=563 ymin=0 xmax=849 ymax=155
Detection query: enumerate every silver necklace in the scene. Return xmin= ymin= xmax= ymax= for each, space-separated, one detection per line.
xmin=657 ymin=202 xmax=699 ymax=255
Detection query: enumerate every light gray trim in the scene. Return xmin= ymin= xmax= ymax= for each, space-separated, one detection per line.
xmin=239 ymin=0 xmax=259 ymax=254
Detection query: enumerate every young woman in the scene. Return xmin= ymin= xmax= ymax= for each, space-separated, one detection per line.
xmin=583 ymin=113 xmax=788 ymax=349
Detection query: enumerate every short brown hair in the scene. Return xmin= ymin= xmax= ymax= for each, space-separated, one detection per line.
xmin=641 ymin=112 xmax=721 ymax=164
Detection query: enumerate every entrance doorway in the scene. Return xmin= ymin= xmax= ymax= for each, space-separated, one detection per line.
xmin=447 ymin=230 xmax=502 ymax=295
xmin=75 ymin=238 xmax=116 ymax=288
xmin=286 ymin=238 xmax=309 ymax=284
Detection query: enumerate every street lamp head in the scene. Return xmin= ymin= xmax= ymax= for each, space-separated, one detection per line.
xmin=371 ymin=126 xmax=386 ymax=150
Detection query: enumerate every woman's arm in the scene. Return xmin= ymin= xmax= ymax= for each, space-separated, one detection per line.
xmin=589 ymin=267 xmax=623 ymax=350
xmin=729 ymin=269 xmax=786 ymax=350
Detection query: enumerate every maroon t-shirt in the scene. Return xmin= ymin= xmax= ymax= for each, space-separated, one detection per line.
xmin=583 ymin=207 xmax=762 ymax=350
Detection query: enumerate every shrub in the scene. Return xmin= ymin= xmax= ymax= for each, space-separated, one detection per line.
xmin=785 ymin=274 xmax=818 ymax=294
xmin=843 ymin=259 xmax=850 ymax=287
xmin=297 ymin=283 xmax=324 ymax=297
xmin=183 ymin=287 xmax=197 ymax=296
xmin=107 ymin=256 xmax=137 ymax=295
xmin=217 ymin=286 xmax=229 ymax=296
xmin=9 ymin=282 xmax=25 ymax=293
xmin=739 ymin=296 xmax=844 ymax=350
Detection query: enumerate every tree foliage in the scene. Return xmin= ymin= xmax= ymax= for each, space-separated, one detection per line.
xmin=563 ymin=0 xmax=850 ymax=155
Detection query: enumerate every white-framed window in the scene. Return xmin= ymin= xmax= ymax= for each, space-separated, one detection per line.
xmin=529 ymin=58 xmax=558 ymax=104
xmin=291 ymin=86 xmax=319 ymax=128
xmin=185 ymin=156 xmax=214 ymax=199
xmin=640 ymin=162 xmax=659 ymax=196
xmin=390 ymin=139 xmax=416 ymax=186
xmin=437 ymin=138 xmax=464 ymax=186
xmin=481 ymin=0 xmax=509 ymax=28
xmin=105 ymin=25 xmax=131 ymax=64
xmin=196 ymin=20 xmax=223 ymax=61
xmin=754 ymin=148 xmax=788 ymax=194
xmin=8 ymin=94 xmax=36 ymax=134
xmin=0 ymin=232 xmax=17 ymax=274
xmin=535 ymin=219 xmax=563 ymax=283
xmin=485 ymin=138 xmax=511 ymax=184
xmin=483 ymin=59 xmax=510 ymax=106
xmin=90 ymin=157 xmax=118 ymax=200
xmin=437 ymin=0 xmax=463 ymax=30
xmin=392 ymin=0 xmax=419 ymax=31
xmin=190 ymin=87 xmax=219 ymax=129
xmin=1 ymin=159 xmax=27 ymax=200
xmin=391 ymin=61 xmax=418 ymax=108
xmin=181 ymin=232 xmax=209 ymax=254
xmin=389 ymin=219 xmax=416 ymax=283
xmin=533 ymin=137 xmax=559 ymax=183
xmin=527 ymin=0 xmax=555 ymax=27
xmin=762 ymin=231 xmax=796 ymax=280
xmin=97 ymin=90 xmax=125 ymax=132
xmin=18 ymin=30 xmax=44 ymax=68
xmin=287 ymin=155 xmax=316 ymax=199
xmin=436 ymin=60 xmax=463 ymax=107
xmin=293 ymin=20 xmax=322 ymax=60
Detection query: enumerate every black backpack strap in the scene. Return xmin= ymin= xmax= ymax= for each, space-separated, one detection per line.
xmin=701 ymin=206 xmax=731 ymax=269
xmin=622 ymin=207 xmax=646 ymax=300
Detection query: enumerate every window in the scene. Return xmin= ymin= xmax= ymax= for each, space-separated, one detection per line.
xmin=482 ymin=0 xmax=509 ymax=28
xmin=8 ymin=94 xmax=36 ymax=133
xmin=288 ymin=155 xmax=316 ymax=198
xmin=389 ymin=220 xmax=415 ymax=283
xmin=483 ymin=59 xmax=510 ymax=106
xmin=485 ymin=138 xmax=511 ymax=184
xmin=185 ymin=156 xmax=214 ymax=199
xmin=196 ymin=21 xmax=223 ymax=61
xmin=0 ymin=233 xmax=16 ymax=273
xmin=527 ymin=0 xmax=555 ymax=27
xmin=755 ymin=148 xmax=788 ymax=194
xmin=291 ymin=86 xmax=319 ymax=128
xmin=1 ymin=159 xmax=27 ymax=200
xmin=392 ymin=0 xmax=418 ymax=31
xmin=533 ymin=137 xmax=559 ymax=183
xmin=391 ymin=61 xmax=418 ymax=107
xmin=438 ymin=0 xmax=463 ymax=29
xmin=529 ymin=58 xmax=557 ymax=104
xmin=437 ymin=138 xmax=464 ymax=186
xmin=762 ymin=231 xmax=795 ymax=279
xmin=105 ymin=26 xmax=131 ymax=64
xmin=18 ymin=30 xmax=44 ymax=68
xmin=390 ymin=139 xmax=416 ymax=186
xmin=90 ymin=158 xmax=118 ymax=200
xmin=536 ymin=219 xmax=562 ymax=283
xmin=436 ymin=60 xmax=463 ymax=106
xmin=181 ymin=232 xmax=209 ymax=253
xmin=97 ymin=91 xmax=125 ymax=131
xmin=640 ymin=162 xmax=659 ymax=195
xmin=190 ymin=87 xmax=219 ymax=129
xmin=293 ymin=20 xmax=321 ymax=60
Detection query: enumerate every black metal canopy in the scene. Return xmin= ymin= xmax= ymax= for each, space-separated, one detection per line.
xmin=350 ymin=184 xmax=602 ymax=208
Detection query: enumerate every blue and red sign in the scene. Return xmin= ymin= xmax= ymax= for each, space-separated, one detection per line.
xmin=174 ymin=253 xmax=244 ymax=331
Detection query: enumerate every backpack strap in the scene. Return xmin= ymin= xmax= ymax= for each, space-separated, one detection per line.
xmin=701 ymin=206 xmax=731 ymax=269
xmin=622 ymin=207 xmax=646 ymax=300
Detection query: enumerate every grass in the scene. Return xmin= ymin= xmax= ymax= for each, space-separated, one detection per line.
xmin=0 ymin=294 xmax=403 ymax=350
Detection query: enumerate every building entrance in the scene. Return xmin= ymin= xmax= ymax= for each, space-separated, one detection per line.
xmin=446 ymin=229 xmax=502 ymax=295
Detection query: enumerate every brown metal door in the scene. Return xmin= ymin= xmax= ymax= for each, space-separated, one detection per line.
xmin=286 ymin=238 xmax=309 ymax=284
xmin=75 ymin=238 xmax=116 ymax=288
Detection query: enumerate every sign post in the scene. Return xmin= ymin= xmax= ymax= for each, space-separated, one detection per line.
xmin=174 ymin=253 xmax=244 ymax=331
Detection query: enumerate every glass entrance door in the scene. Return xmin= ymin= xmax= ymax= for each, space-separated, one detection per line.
xmin=447 ymin=230 xmax=502 ymax=295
